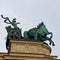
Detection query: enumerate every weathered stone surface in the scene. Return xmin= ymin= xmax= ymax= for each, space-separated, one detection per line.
xmin=0 ymin=39 xmax=58 ymax=60
xmin=9 ymin=40 xmax=51 ymax=55
xmin=0 ymin=53 xmax=7 ymax=60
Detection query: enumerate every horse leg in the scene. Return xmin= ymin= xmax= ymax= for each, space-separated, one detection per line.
xmin=45 ymin=37 xmax=55 ymax=46
xmin=45 ymin=32 xmax=55 ymax=46
xmin=47 ymin=32 xmax=53 ymax=39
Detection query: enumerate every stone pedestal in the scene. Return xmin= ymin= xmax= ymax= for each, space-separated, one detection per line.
xmin=9 ymin=40 xmax=51 ymax=55
xmin=0 ymin=39 xmax=58 ymax=60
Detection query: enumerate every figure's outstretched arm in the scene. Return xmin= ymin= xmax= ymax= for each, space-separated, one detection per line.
xmin=16 ymin=22 xmax=20 ymax=24
xmin=13 ymin=18 xmax=20 ymax=24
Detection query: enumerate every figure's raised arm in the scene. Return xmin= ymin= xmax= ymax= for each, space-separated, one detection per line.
xmin=1 ymin=15 xmax=9 ymax=20
xmin=1 ymin=15 xmax=12 ymax=24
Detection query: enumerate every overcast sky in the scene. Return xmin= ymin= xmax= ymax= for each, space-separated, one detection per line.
xmin=0 ymin=0 xmax=60 ymax=59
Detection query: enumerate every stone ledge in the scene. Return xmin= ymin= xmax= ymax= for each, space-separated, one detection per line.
xmin=4 ymin=55 xmax=53 ymax=60
xmin=9 ymin=52 xmax=57 ymax=59
xmin=9 ymin=52 xmax=45 ymax=57
xmin=0 ymin=52 xmax=58 ymax=60
xmin=0 ymin=53 xmax=8 ymax=60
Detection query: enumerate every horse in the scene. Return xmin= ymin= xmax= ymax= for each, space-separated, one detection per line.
xmin=37 ymin=22 xmax=54 ymax=46
xmin=23 ymin=22 xmax=55 ymax=46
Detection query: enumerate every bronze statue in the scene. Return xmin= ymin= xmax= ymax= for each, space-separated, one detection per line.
xmin=1 ymin=15 xmax=55 ymax=50
xmin=23 ymin=22 xmax=55 ymax=46
xmin=1 ymin=15 xmax=22 ymax=50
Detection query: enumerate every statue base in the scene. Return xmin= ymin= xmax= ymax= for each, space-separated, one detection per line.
xmin=9 ymin=39 xmax=51 ymax=55
xmin=0 ymin=39 xmax=58 ymax=60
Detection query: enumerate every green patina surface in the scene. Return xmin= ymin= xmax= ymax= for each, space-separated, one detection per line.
xmin=1 ymin=15 xmax=22 ymax=50
xmin=1 ymin=15 xmax=55 ymax=50
xmin=23 ymin=22 xmax=55 ymax=46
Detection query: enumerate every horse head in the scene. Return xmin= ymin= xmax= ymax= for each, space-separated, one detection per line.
xmin=37 ymin=22 xmax=44 ymax=29
xmin=37 ymin=22 xmax=53 ymax=39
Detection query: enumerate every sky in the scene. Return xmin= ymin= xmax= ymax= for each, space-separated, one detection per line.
xmin=0 ymin=0 xmax=60 ymax=59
